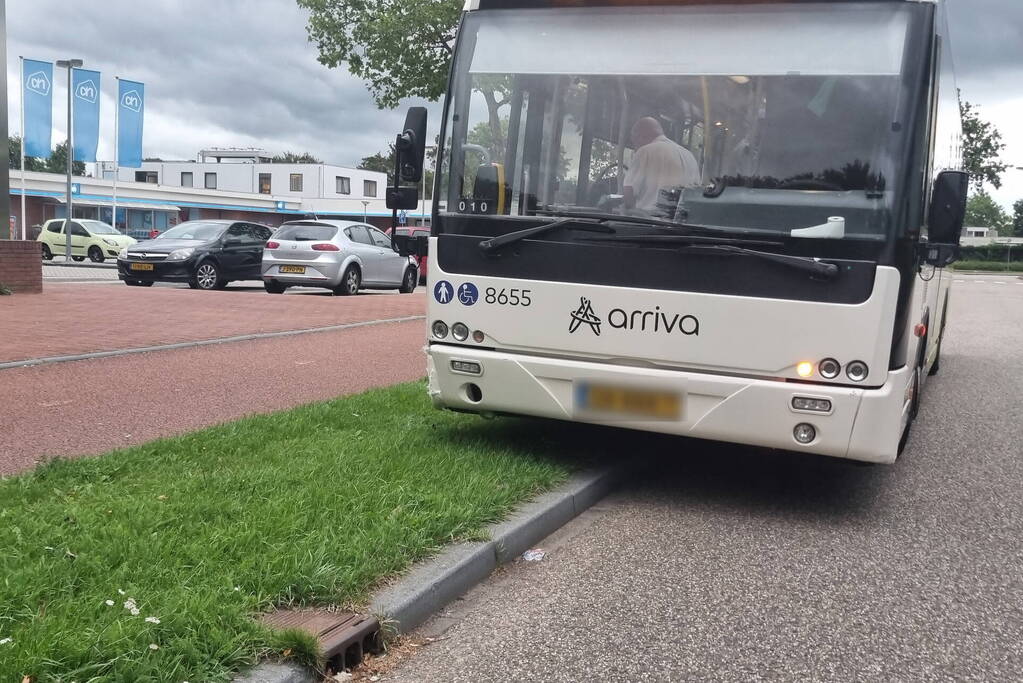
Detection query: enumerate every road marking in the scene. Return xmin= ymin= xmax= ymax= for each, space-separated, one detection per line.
xmin=0 ymin=315 xmax=426 ymax=371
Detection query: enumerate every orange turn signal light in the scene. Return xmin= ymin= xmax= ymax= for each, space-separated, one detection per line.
xmin=796 ymin=362 xmax=814 ymax=378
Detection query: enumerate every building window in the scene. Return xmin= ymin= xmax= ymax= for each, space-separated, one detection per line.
xmin=290 ymin=173 xmax=304 ymax=192
xmin=205 ymin=172 xmax=217 ymax=189
xmin=259 ymin=173 xmax=272 ymax=194
xmin=181 ymin=172 xmax=193 ymax=188
xmin=135 ymin=171 xmax=158 ymax=183
xmin=336 ymin=176 xmax=351 ymax=195
xmin=364 ymin=180 xmax=377 ymax=197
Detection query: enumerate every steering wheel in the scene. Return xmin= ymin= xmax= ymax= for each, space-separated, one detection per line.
xmin=588 ymin=162 xmax=626 ymax=206
xmin=776 ymin=178 xmax=845 ymax=192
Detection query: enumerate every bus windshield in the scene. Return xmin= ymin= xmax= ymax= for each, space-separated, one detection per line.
xmin=439 ymin=3 xmax=927 ymax=238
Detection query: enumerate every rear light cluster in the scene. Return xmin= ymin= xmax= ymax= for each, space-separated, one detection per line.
xmin=311 ymin=243 xmax=340 ymax=251
xmin=265 ymin=241 xmax=280 ymax=249
xmin=797 ymin=358 xmax=869 ymax=383
xmin=432 ymin=320 xmax=485 ymax=344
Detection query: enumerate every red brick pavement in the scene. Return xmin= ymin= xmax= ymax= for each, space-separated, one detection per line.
xmin=0 ymin=283 xmax=426 ymax=363
xmin=0 ymin=320 xmax=427 ymax=476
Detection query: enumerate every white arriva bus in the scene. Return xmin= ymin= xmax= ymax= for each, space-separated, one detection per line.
xmin=389 ymin=0 xmax=968 ymax=464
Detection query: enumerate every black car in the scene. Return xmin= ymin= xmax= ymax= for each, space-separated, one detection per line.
xmin=117 ymin=220 xmax=273 ymax=289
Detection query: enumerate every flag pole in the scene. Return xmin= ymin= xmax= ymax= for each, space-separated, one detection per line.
xmin=19 ymin=56 xmax=26 ymax=240
xmin=113 ymin=77 xmax=119 ymax=233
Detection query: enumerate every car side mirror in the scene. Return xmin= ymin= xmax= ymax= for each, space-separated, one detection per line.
xmin=927 ymin=170 xmax=969 ymax=245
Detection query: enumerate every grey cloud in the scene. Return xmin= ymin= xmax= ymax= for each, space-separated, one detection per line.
xmin=8 ymin=0 xmax=440 ymax=166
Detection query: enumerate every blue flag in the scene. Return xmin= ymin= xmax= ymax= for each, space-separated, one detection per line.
xmin=72 ymin=68 xmax=101 ymax=162
xmin=22 ymin=59 xmax=53 ymax=158
xmin=117 ymin=80 xmax=145 ymax=168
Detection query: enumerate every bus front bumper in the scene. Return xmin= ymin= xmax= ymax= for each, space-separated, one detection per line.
xmin=427 ymin=344 xmax=911 ymax=464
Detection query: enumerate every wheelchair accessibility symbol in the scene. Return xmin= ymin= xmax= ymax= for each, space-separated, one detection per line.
xmin=458 ymin=282 xmax=479 ymax=306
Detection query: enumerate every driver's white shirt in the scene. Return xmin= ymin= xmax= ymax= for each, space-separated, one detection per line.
xmin=624 ymin=135 xmax=701 ymax=212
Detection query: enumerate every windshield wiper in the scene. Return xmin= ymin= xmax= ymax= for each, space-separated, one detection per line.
xmin=580 ymin=235 xmax=838 ymax=280
xmin=534 ymin=207 xmax=742 ymax=236
xmin=478 ymin=217 xmax=615 ymax=254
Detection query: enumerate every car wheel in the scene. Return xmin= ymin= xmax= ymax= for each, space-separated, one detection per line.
xmin=71 ymin=256 xmax=85 ymax=262
xmin=191 ymin=261 xmax=223 ymax=290
xmin=335 ymin=265 xmax=360 ymax=296
xmin=399 ymin=267 xmax=417 ymax=294
xmin=264 ymin=281 xmax=287 ymax=294
xmin=41 ymin=244 xmax=53 ymax=260
xmin=88 ymin=246 xmax=104 ymax=263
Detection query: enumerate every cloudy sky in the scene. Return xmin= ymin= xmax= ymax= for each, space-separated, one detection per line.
xmin=6 ymin=0 xmax=1023 ymax=208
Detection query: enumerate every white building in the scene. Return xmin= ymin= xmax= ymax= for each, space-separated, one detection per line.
xmin=98 ymin=148 xmax=387 ymax=202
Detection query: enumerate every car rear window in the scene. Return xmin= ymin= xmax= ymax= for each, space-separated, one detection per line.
xmin=274 ymin=224 xmax=339 ymax=241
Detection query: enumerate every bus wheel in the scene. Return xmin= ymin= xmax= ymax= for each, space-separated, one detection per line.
xmin=898 ymin=367 xmax=921 ymax=457
xmin=928 ymin=335 xmax=943 ymax=376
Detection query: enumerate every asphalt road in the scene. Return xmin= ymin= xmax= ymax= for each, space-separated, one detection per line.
xmin=386 ymin=274 xmax=1023 ymax=682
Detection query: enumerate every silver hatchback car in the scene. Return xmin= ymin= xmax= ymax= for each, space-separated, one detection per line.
xmin=261 ymin=220 xmax=419 ymax=295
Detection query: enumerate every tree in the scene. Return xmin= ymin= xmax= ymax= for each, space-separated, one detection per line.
xmin=272 ymin=151 xmax=323 ymax=163
xmin=44 ymin=141 xmax=87 ymax=176
xmin=960 ymin=97 xmax=1008 ymax=190
xmin=298 ymin=1 xmax=507 ymax=158
xmin=7 ymin=135 xmax=47 ymax=171
xmin=964 ymin=189 xmax=1010 ymax=236
xmin=298 ymin=0 xmax=461 ymax=109
xmin=1013 ymin=199 xmax=1023 ymax=238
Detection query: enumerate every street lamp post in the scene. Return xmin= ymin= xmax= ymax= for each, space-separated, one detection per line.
xmin=56 ymin=58 xmax=83 ymax=262
xmin=361 ymin=200 xmax=369 ymax=223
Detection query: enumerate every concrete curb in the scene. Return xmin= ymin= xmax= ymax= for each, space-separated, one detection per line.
xmin=369 ymin=466 xmax=621 ymax=634
xmin=234 ymin=466 xmax=621 ymax=683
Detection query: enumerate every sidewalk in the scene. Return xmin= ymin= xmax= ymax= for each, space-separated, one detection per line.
xmin=0 ymin=284 xmax=425 ymax=364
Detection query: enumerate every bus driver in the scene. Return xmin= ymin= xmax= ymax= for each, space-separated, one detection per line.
xmin=623 ymin=117 xmax=701 ymax=215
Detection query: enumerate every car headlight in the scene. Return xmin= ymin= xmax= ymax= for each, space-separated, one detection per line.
xmin=118 ymin=247 xmax=128 ymax=259
xmin=102 ymin=238 xmax=119 ymax=246
xmin=167 ymin=248 xmax=195 ymax=261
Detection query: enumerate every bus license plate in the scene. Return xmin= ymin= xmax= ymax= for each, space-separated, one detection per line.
xmin=575 ymin=382 xmax=681 ymax=420
xmin=280 ymin=265 xmax=306 ymax=274
xmin=129 ymin=263 xmax=154 ymax=271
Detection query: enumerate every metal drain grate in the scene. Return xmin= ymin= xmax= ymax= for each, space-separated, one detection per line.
xmin=261 ymin=610 xmax=382 ymax=669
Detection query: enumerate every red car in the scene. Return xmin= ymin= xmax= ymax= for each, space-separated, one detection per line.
xmin=387 ymin=227 xmax=430 ymax=283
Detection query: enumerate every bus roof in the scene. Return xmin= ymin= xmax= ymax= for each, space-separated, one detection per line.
xmin=466 ymin=0 xmax=938 ymax=11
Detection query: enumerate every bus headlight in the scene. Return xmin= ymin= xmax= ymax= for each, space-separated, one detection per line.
xmin=432 ymin=321 xmax=449 ymax=339
xmin=451 ymin=322 xmax=469 ymax=341
xmin=793 ymin=423 xmax=817 ymax=444
xmin=818 ymin=358 xmax=841 ymax=379
xmin=846 ymin=361 xmax=869 ymax=382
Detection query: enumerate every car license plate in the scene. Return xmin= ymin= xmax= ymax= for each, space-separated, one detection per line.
xmin=129 ymin=263 xmax=154 ymax=271
xmin=280 ymin=265 xmax=306 ymax=274
xmin=575 ymin=382 xmax=681 ymax=420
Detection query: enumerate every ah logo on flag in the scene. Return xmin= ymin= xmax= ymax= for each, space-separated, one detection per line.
xmin=26 ymin=71 xmax=50 ymax=96
xmin=121 ymin=90 xmax=142 ymax=112
xmin=75 ymin=79 xmax=98 ymax=103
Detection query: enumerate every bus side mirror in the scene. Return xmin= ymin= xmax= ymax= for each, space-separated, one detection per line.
xmin=392 ymin=233 xmax=429 ymax=258
xmin=927 ymin=170 xmax=969 ymax=245
xmin=472 ymin=163 xmax=506 ymax=215
xmin=396 ymin=107 xmax=428 ymax=183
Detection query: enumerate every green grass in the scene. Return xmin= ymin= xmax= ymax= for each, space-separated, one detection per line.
xmin=951 ymin=260 xmax=1023 ymax=273
xmin=0 ymin=382 xmax=575 ymax=681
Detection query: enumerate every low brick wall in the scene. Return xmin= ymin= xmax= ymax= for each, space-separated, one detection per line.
xmin=0 ymin=240 xmax=43 ymax=293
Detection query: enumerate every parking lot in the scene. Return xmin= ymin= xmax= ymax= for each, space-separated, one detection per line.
xmin=0 ymin=278 xmax=426 ymax=475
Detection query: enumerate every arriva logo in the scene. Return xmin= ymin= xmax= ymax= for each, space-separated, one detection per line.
xmin=121 ymin=90 xmax=142 ymax=112
xmin=26 ymin=71 xmax=51 ymax=97
xmin=75 ymin=80 xmax=98 ymax=104
xmin=568 ymin=298 xmax=699 ymax=337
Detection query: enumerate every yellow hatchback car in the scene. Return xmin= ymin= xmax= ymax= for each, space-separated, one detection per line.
xmin=38 ymin=219 xmax=137 ymax=263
